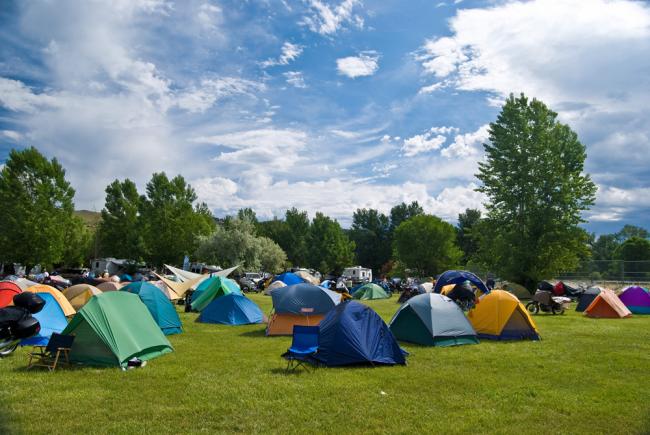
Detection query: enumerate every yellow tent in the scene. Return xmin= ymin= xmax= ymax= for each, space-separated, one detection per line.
xmin=468 ymin=290 xmax=539 ymax=340
xmin=440 ymin=284 xmax=455 ymax=295
xmin=27 ymin=284 xmax=76 ymax=317
xmin=62 ymin=284 xmax=102 ymax=310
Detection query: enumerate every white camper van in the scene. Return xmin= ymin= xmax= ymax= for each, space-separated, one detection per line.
xmin=341 ymin=266 xmax=372 ymax=284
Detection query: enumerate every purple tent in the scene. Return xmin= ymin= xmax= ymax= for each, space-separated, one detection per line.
xmin=618 ymin=286 xmax=650 ymax=314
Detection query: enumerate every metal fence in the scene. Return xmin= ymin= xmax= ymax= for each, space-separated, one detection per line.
xmin=557 ymin=260 xmax=650 ymax=287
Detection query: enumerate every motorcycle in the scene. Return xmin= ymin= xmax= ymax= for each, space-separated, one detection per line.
xmin=0 ymin=292 xmax=44 ymax=357
xmin=526 ymin=290 xmax=570 ymax=315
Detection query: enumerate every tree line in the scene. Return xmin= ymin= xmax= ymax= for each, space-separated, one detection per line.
xmin=1 ymin=94 xmax=647 ymax=286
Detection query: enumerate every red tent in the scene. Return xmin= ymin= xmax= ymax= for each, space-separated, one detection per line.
xmin=0 ymin=281 xmax=22 ymax=308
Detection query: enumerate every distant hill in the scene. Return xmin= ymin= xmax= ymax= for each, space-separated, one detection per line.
xmin=75 ymin=210 xmax=102 ymax=228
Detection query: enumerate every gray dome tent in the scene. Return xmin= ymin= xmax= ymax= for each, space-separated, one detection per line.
xmin=389 ymin=293 xmax=478 ymax=346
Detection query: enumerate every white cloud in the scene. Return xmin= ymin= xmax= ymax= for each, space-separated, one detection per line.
xmin=336 ymin=52 xmax=380 ymax=78
xmin=195 ymin=175 xmax=485 ymax=225
xmin=261 ymin=42 xmax=304 ymax=68
xmin=175 ymin=78 xmax=264 ymax=113
xmin=196 ymin=3 xmax=222 ymax=31
xmin=283 ymin=71 xmax=307 ymax=89
xmin=302 ymin=0 xmax=364 ymax=36
xmin=1 ymin=130 xmax=22 ymax=141
xmin=402 ymin=131 xmax=446 ymax=157
xmin=0 ymin=78 xmax=60 ymax=112
xmin=441 ymin=124 xmax=489 ymax=158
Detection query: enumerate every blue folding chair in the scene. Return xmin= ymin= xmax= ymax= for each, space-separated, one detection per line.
xmin=282 ymin=325 xmax=319 ymax=372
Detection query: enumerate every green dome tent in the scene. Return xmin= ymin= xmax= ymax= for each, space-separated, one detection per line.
xmin=389 ymin=293 xmax=478 ymax=346
xmin=62 ymin=292 xmax=173 ymax=367
xmin=190 ymin=276 xmax=241 ymax=311
xmin=353 ymin=283 xmax=389 ymax=300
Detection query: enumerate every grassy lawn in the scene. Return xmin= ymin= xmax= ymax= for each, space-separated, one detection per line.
xmin=1 ymin=293 xmax=649 ymax=434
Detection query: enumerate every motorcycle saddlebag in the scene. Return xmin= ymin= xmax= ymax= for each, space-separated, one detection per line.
xmin=13 ymin=292 xmax=46 ymax=314
xmin=14 ymin=317 xmax=41 ymax=339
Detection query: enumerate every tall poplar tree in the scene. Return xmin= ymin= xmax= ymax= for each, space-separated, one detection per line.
xmin=476 ymin=94 xmax=597 ymax=287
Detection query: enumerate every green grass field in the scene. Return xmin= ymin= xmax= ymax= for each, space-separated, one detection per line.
xmin=1 ymin=294 xmax=649 ymax=434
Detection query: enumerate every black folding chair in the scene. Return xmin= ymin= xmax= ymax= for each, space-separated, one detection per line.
xmin=27 ymin=333 xmax=75 ymax=371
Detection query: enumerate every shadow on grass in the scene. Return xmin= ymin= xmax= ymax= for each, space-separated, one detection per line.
xmin=239 ymin=329 xmax=268 ymax=338
xmin=269 ymin=367 xmax=308 ymax=376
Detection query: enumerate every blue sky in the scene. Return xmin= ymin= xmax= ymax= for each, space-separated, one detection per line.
xmin=0 ymin=0 xmax=649 ymax=234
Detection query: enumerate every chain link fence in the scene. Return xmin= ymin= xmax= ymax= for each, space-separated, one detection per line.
xmin=557 ymin=260 xmax=650 ymax=288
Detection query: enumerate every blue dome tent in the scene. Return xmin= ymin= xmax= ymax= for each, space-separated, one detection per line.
xmin=433 ymin=270 xmax=489 ymax=295
xmin=315 ymin=301 xmax=407 ymax=367
xmin=198 ymin=294 xmax=265 ymax=325
xmin=21 ymin=293 xmax=68 ymax=346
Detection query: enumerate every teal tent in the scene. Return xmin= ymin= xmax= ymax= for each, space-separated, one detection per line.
xmin=191 ymin=276 xmax=241 ymax=311
xmin=389 ymin=293 xmax=478 ymax=346
xmin=62 ymin=292 xmax=173 ymax=367
xmin=122 ymin=282 xmax=182 ymax=335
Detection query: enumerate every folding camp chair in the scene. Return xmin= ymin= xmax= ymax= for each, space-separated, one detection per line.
xmin=282 ymin=325 xmax=319 ymax=372
xmin=27 ymin=333 xmax=75 ymax=371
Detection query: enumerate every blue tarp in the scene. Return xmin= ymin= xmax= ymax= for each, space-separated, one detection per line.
xmin=433 ymin=270 xmax=489 ymax=295
xmin=272 ymin=272 xmax=304 ymax=286
xmin=21 ymin=293 xmax=68 ymax=346
xmin=121 ymin=282 xmax=182 ymax=335
xmin=315 ymin=301 xmax=407 ymax=367
xmin=198 ymin=294 xmax=264 ymax=325
xmin=271 ymin=283 xmax=340 ymax=315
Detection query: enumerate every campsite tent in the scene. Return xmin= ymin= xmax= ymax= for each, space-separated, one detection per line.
xmin=0 ymin=281 xmax=21 ymax=308
xmin=418 ymin=282 xmax=434 ymax=293
xmin=618 ymin=286 xmax=650 ymax=314
xmin=585 ymin=289 xmax=632 ymax=318
xmin=122 ymin=282 xmax=182 ymax=335
xmin=62 ymin=292 xmax=173 ymax=367
xmin=294 ymin=270 xmax=320 ymax=285
xmin=96 ymin=281 xmax=122 ymax=292
xmin=13 ymin=277 xmax=38 ymax=291
xmin=315 ymin=301 xmax=406 ymax=366
xmin=468 ymin=290 xmax=540 ymax=340
xmin=267 ymin=283 xmax=341 ymax=336
xmin=21 ymin=293 xmax=68 ymax=346
xmin=576 ymin=286 xmax=602 ymax=312
xmin=264 ymin=280 xmax=286 ymax=296
xmin=190 ymin=277 xmax=242 ymax=311
xmin=151 ymin=280 xmax=180 ymax=301
xmin=353 ymin=283 xmax=389 ymax=300
xmin=502 ymin=282 xmax=532 ymax=300
xmin=63 ymin=284 xmax=102 ymax=310
xmin=272 ymin=272 xmax=304 ymax=286
xmin=389 ymin=293 xmax=478 ymax=346
xmin=26 ymin=284 xmax=76 ymax=317
xmin=154 ymin=272 xmax=205 ymax=299
xmin=433 ymin=270 xmax=489 ymax=295
xmin=165 ymin=264 xmax=238 ymax=283
xmin=198 ymin=294 xmax=265 ymax=325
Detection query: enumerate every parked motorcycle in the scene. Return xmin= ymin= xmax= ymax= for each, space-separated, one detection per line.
xmin=526 ymin=290 xmax=570 ymax=315
xmin=0 ymin=292 xmax=45 ymax=357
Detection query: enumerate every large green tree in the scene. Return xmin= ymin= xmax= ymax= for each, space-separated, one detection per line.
xmin=140 ymin=172 xmax=215 ymax=266
xmin=456 ymin=208 xmax=482 ymax=264
xmin=308 ymin=212 xmax=356 ymax=274
xmin=476 ymin=94 xmax=597 ymax=288
xmin=393 ymin=214 xmax=462 ymax=277
xmin=615 ymin=225 xmax=649 ymax=242
xmin=616 ymin=236 xmax=650 ymax=280
xmin=0 ymin=147 xmax=77 ymax=268
xmin=349 ymin=208 xmax=391 ymax=274
xmin=98 ymin=179 xmax=145 ymax=260
xmin=283 ymin=208 xmax=311 ymax=267
xmin=389 ymin=201 xmax=424 ymax=232
xmin=195 ymin=217 xmax=286 ymax=273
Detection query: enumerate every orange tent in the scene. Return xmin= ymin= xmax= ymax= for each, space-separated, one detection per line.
xmin=585 ymin=289 xmax=632 ymax=318
xmin=266 ymin=313 xmax=326 ymax=335
xmin=26 ymin=284 xmax=76 ymax=317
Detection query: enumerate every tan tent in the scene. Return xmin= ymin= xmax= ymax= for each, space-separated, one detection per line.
xmin=96 ymin=281 xmax=123 ymax=292
xmin=63 ymin=284 xmax=102 ymax=310
xmin=13 ymin=278 xmax=38 ymax=291
xmin=585 ymin=289 xmax=632 ymax=318
xmin=151 ymin=280 xmax=181 ymax=300
xmin=26 ymin=284 xmax=76 ymax=317
xmin=264 ymin=280 xmax=286 ymax=296
xmin=164 ymin=264 xmax=239 ymax=283
xmin=153 ymin=273 xmax=207 ymax=298
xmin=294 ymin=270 xmax=320 ymax=285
